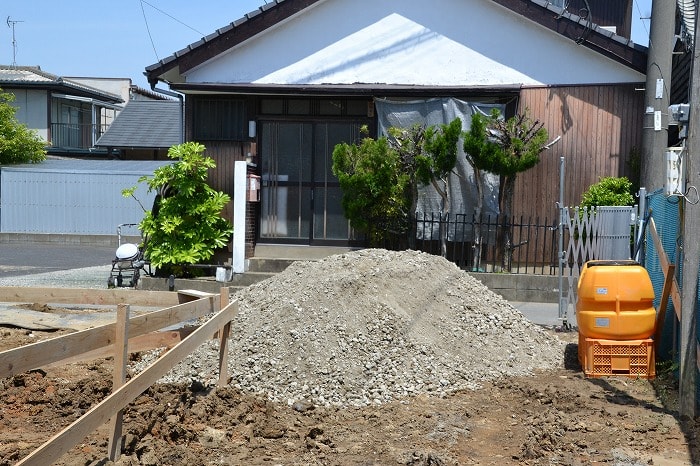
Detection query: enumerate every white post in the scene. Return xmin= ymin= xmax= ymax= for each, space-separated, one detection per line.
xmin=232 ymin=161 xmax=247 ymax=274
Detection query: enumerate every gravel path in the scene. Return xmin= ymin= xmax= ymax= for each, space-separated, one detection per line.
xmin=0 ymin=265 xmax=112 ymax=289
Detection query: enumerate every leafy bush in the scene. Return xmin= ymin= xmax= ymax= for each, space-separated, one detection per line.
xmin=332 ymin=133 xmax=410 ymax=244
xmin=580 ymin=176 xmax=634 ymax=208
xmin=0 ymin=88 xmax=46 ymax=164
xmin=123 ymin=142 xmax=232 ymax=274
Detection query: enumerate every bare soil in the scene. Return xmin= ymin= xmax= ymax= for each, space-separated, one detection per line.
xmin=1 ymin=322 xmax=698 ymax=466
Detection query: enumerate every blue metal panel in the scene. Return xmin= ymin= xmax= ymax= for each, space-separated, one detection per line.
xmin=645 ymin=190 xmax=680 ymax=362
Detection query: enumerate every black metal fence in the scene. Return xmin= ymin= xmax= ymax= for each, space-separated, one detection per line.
xmin=380 ymin=213 xmax=560 ymax=275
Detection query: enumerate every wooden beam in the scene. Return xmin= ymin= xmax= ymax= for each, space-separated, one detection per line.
xmin=649 ymin=217 xmax=683 ymax=319
xmin=0 ymin=287 xmax=179 ymax=307
xmin=0 ymin=295 xmax=216 ymax=378
xmin=16 ymin=300 xmax=239 ymax=466
xmin=43 ymin=328 xmax=196 ymax=367
xmin=655 ymin=261 xmax=675 ymax=352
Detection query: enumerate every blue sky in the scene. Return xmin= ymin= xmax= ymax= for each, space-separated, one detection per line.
xmin=2 ymin=0 xmax=653 ymax=90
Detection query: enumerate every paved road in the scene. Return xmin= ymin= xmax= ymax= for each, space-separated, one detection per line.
xmin=0 ymin=242 xmax=115 ymax=279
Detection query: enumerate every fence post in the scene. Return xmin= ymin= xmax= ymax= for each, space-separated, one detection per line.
xmin=108 ymin=303 xmax=130 ymax=461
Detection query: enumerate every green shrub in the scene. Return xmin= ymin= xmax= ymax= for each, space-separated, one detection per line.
xmin=123 ymin=142 xmax=232 ymax=275
xmin=580 ymin=176 xmax=634 ymax=209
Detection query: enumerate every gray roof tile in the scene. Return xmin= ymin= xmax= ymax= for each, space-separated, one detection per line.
xmin=96 ymin=100 xmax=182 ymax=149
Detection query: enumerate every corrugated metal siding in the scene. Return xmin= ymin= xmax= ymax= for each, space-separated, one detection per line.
xmin=514 ymin=83 xmax=644 ymax=220
xmin=0 ymin=161 xmax=170 ymax=235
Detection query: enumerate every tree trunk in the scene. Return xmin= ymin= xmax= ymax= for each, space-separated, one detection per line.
xmin=500 ymin=175 xmax=516 ymax=272
xmin=431 ymin=177 xmax=450 ymax=258
xmin=408 ymin=182 xmax=418 ymax=250
xmin=472 ymin=168 xmax=484 ymax=271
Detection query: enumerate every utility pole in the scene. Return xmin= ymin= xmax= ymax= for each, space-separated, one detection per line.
xmin=640 ymin=0 xmax=675 ymax=192
xmin=679 ymin=3 xmax=699 ymax=420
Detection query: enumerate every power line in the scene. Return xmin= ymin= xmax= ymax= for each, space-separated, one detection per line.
xmin=140 ymin=0 xmax=205 ymax=36
xmin=139 ymin=1 xmax=160 ymax=62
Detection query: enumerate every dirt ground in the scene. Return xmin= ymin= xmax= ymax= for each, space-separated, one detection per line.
xmin=1 ymin=317 xmax=698 ymax=466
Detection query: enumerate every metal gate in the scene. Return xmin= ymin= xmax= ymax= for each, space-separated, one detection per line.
xmin=555 ymin=158 xmax=639 ymax=326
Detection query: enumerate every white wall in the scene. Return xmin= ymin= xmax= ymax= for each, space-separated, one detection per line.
xmin=186 ymin=0 xmax=644 ymax=87
xmin=8 ymin=89 xmax=49 ymax=142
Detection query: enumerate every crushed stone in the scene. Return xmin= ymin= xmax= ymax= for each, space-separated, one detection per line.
xmin=135 ymin=249 xmax=565 ymax=408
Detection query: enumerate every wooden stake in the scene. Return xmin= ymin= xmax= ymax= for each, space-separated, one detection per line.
xmin=218 ymin=287 xmax=231 ymax=387
xmin=108 ymin=304 xmax=129 ymax=461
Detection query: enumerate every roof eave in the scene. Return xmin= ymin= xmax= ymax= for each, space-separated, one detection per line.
xmin=169 ymin=82 xmax=524 ymax=98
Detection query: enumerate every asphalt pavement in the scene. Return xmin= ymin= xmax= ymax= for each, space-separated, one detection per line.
xmin=0 ymin=242 xmax=115 ymax=279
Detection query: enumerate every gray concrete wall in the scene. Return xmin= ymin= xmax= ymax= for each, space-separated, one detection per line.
xmin=470 ymin=272 xmax=560 ymax=303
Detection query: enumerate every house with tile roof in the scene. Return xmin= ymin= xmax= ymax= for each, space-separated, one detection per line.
xmin=1 ymin=66 xmax=178 ymax=158
xmin=95 ymin=100 xmax=183 ymax=160
xmin=144 ymin=0 xmax=648 ymax=251
xmin=0 ymin=66 xmax=124 ymax=156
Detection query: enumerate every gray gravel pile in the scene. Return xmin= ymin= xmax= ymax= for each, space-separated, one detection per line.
xmin=141 ymin=249 xmax=565 ymax=408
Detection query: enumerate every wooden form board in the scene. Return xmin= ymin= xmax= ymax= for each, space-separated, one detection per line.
xmin=0 ymin=287 xmax=180 ymax=307
xmin=16 ymin=298 xmax=239 ymax=466
xmin=0 ymin=293 xmax=217 ymax=378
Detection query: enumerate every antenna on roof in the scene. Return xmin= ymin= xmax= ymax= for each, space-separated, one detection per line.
xmin=6 ymin=16 xmax=24 ymax=68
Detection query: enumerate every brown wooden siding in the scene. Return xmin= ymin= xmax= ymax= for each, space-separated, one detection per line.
xmin=514 ymin=84 xmax=644 ymax=220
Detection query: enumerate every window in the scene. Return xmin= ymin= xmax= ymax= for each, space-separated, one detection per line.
xmin=193 ymin=98 xmax=246 ymax=140
xmin=259 ymin=98 xmax=372 ymax=117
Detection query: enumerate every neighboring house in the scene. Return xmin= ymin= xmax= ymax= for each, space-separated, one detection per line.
xmin=95 ymin=100 xmax=183 ymax=160
xmin=0 ymin=66 xmax=124 ymax=156
xmin=144 ymin=0 xmax=648 ymax=250
xmin=0 ymin=67 xmax=174 ymax=157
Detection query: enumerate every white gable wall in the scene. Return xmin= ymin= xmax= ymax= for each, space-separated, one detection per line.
xmin=186 ymin=0 xmax=644 ymax=87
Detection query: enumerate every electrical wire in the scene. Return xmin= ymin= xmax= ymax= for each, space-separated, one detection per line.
xmin=633 ymin=0 xmax=651 ymax=46
xmin=140 ymin=0 xmax=159 ymax=63
xmin=139 ymin=0 xmax=207 ymax=64
xmin=140 ymin=0 xmax=205 ymax=36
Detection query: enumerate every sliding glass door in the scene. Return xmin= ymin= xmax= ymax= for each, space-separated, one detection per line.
xmin=260 ymin=121 xmax=362 ymax=244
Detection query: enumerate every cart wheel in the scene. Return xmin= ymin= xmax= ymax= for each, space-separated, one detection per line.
xmin=107 ymin=276 xmax=115 ymax=289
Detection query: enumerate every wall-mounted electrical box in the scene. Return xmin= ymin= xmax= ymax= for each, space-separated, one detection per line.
xmin=665 ymin=146 xmax=685 ymax=197
xmin=668 ymin=104 xmax=690 ymax=124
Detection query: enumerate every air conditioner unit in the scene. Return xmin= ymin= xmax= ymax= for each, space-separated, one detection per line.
xmin=665 ymin=147 xmax=685 ymax=197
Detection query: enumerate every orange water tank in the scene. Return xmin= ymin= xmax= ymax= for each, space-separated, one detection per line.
xmin=576 ymin=260 xmax=656 ymax=340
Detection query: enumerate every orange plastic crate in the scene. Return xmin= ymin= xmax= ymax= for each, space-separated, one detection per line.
xmin=580 ymin=337 xmax=655 ymax=379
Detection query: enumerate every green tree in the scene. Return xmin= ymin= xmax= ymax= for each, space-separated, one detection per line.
xmin=463 ymin=109 xmax=550 ymax=271
xmin=332 ymin=131 xmax=410 ymax=246
xmin=387 ymin=124 xmax=426 ymax=249
xmin=414 ymin=118 xmax=462 ymax=257
xmin=123 ymin=142 xmax=232 ymax=275
xmin=0 ymin=88 xmax=46 ymax=164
